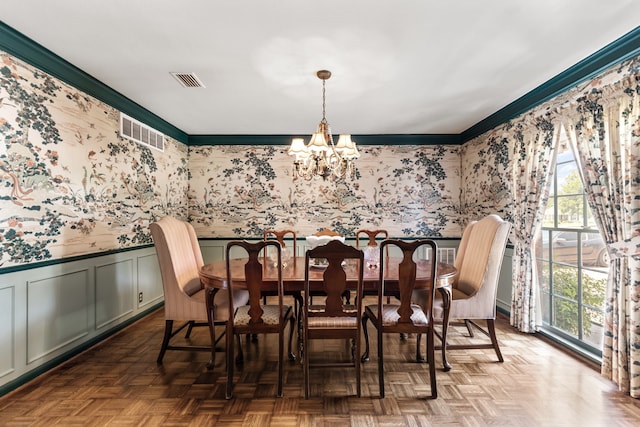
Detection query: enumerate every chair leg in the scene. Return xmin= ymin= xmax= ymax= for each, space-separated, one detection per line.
xmin=361 ymin=313 xmax=370 ymax=362
xmin=157 ymin=320 xmax=173 ymax=364
xmin=487 ymin=319 xmax=504 ymax=362
xmin=355 ymin=330 xmax=361 ymax=398
xmin=377 ymin=328 xmax=384 ymax=398
xmin=206 ymin=321 xmax=217 ymax=371
xmin=184 ymin=320 xmax=195 ymax=338
xmin=464 ymin=319 xmax=474 ymax=337
xmin=287 ymin=314 xmax=296 ymax=361
xmin=303 ymin=331 xmax=310 ymax=399
xmin=225 ymin=324 xmax=234 ymax=400
xmin=416 ymin=333 xmax=423 ymax=362
xmin=278 ymin=328 xmax=284 ymax=397
xmin=427 ymin=328 xmax=437 ymax=399
xmin=236 ymin=334 xmax=243 ymax=364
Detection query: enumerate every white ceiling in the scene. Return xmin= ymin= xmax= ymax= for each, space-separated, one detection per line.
xmin=2 ymin=0 xmax=640 ymax=136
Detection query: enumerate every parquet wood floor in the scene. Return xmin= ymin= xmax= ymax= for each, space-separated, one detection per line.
xmin=2 ymin=297 xmax=640 ymax=426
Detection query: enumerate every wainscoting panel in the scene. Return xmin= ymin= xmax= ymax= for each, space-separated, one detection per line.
xmin=0 ymin=285 xmax=15 ymax=378
xmin=496 ymin=247 xmax=513 ymax=314
xmin=137 ymin=253 xmax=164 ymax=309
xmin=200 ymin=241 xmax=226 ymax=263
xmin=0 ymin=246 xmax=164 ymax=396
xmin=27 ymin=269 xmax=91 ymax=364
xmin=95 ymin=259 xmax=134 ymax=329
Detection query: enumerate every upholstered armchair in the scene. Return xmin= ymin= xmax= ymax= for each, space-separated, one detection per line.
xmin=150 ymin=216 xmax=249 ymax=365
xmin=432 ymin=214 xmax=512 ymax=366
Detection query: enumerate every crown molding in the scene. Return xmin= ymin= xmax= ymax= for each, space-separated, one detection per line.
xmin=461 ymin=25 xmax=640 ymax=142
xmin=0 ymin=22 xmax=188 ymax=143
xmin=2 ymin=21 xmax=639 ymax=147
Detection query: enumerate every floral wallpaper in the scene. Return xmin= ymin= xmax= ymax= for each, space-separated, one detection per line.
xmin=0 ymin=52 xmax=189 ymax=269
xmin=188 ymin=144 xmax=462 ymax=238
xmin=460 ymin=129 xmax=512 ymax=224
xmin=7 ymin=40 xmax=638 ymax=271
xmin=0 ymin=49 xmax=467 ymax=270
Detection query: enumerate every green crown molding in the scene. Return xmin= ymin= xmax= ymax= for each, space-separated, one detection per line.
xmin=461 ymin=25 xmax=640 ymax=142
xmin=2 ymin=20 xmax=639 ymax=147
xmin=0 ymin=21 xmax=188 ymax=144
xmin=188 ymin=134 xmax=462 ymax=146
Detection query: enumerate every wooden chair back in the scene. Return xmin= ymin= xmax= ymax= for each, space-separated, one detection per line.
xmin=226 ymin=240 xmax=284 ymax=326
xmin=355 ymin=229 xmax=388 ymax=248
xmin=378 ymin=239 xmax=438 ymax=331
xmin=263 ymin=229 xmax=297 ymax=256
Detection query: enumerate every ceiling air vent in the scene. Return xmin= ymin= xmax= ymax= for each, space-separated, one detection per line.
xmin=119 ymin=113 xmax=164 ymax=152
xmin=170 ymin=72 xmax=205 ymax=88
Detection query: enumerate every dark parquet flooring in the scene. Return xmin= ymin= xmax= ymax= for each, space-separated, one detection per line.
xmin=2 ymin=297 xmax=640 ymax=426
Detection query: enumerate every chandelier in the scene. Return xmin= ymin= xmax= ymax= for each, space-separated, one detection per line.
xmin=288 ymin=70 xmax=359 ymax=180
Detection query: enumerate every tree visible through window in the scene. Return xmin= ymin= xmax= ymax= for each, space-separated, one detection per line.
xmin=535 ymin=130 xmax=607 ymax=357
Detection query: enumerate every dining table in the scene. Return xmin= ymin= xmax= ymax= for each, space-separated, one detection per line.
xmin=199 ymin=255 xmax=457 ymax=370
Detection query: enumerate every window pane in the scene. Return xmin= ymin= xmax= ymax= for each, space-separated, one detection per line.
xmin=552 ymin=266 xmax=578 ymax=300
xmin=551 ymin=231 xmax=579 ymax=266
xmin=557 ymin=195 xmax=584 ymax=227
xmin=543 ymin=199 xmax=555 ymax=227
xmin=582 ymin=270 xmax=607 ymax=310
xmin=582 ymin=306 xmax=604 ymax=348
xmin=553 ymin=298 xmax=578 ymax=337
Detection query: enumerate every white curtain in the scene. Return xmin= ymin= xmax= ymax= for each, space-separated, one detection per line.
xmin=509 ymin=115 xmax=557 ymax=333
xmin=562 ymin=84 xmax=640 ymax=398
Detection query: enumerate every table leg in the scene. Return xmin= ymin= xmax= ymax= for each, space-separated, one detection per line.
xmin=437 ymin=287 xmax=452 ymax=372
xmin=205 ymin=287 xmax=219 ymax=370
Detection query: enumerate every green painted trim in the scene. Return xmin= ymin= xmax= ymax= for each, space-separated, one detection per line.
xmin=2 ymin=20 xmax=639 ymax=147
xmin=0 ymin=244 xmax=155 ymax=275
xmin=188 ymin=134 xmax=462 ymax=146
xmin=462 ymin=26 xmax=640 ymax=141
xmin=0 ymin=22 xmax=188 ymax=144
xmin=0 ymin=303 xmax=164 ymax=398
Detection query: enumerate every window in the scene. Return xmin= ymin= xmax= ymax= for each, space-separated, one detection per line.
xmin=535 ymin=130 xmax=608 ymax=359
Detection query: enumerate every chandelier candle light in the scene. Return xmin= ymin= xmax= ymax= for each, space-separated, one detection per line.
xmin=288 ymin=70 xmax=359 ymax=180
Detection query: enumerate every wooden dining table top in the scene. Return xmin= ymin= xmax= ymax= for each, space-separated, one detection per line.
xmin=199 ymin=256 xmax=457 ymax=293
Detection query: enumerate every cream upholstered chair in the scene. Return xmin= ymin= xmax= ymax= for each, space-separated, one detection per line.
xmin=150 ymin=216 xmax=249 ymax=365
xmin=431 ymin=214 xmax=512 ymax=366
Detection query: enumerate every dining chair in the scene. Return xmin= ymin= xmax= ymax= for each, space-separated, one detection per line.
xmin=149 ymin=216 xmax=249 ymax=365
xmin=263 ymin=229 xmax=297 ymax=266
xmin=306 ymin=228 xmax=351 ymax=304
xmin=429 ymin=214 xmax=512 ymax=366
xmin=361 ymin=239 xmax=439 ymax=399
xmin=356 ymin=229 xmax=389 ymax=299
xmin=224 ymin=240 xmax=296 ymax=399
xmin=355 ymin=229 xmax=389 ymax=250
xmin=263 ymin=228 xmax=303 ymax=339
xmin=302 ymin=239 xmax=365 ymax=399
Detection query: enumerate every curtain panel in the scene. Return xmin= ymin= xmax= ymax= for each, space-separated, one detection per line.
xmin=508 ymin=115 xmax=557 ymax=333
xmin=562 ymin=82 xmax=640 ymax=397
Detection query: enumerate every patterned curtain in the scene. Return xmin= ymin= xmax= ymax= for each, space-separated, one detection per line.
xmin=509 ymin=114 xmax=557 ymax=333
xmin=562 ymin=85 xmax=640 ymax=398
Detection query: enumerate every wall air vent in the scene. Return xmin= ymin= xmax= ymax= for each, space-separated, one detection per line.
xmin=119 ymin=113 xmax=164 ymax=152
xmin=170 ymin=72 xmax=206 ymax=88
